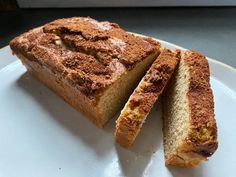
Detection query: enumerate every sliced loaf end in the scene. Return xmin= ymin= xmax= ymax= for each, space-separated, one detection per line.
xmin=162 ymin=50 xmax=218 ymax=167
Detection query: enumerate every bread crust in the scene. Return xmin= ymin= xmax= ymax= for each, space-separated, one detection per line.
xmin=115 ymin=49 xmax=180 ymax=148
xmin=10 ymin=17 xmax=159 ymax=96
xmin=9 ymin=17 xmax=160 ymax=127
xmin=16 ymin=53 xmax=105 ymax=127
xmin=165 ymin=51 xmax=218 ymax=167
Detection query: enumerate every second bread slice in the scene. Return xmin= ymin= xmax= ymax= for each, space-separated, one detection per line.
xmin=115 ymin=49 xmax=180 ymax=148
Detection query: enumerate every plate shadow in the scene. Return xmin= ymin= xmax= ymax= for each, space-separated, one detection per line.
xmin=16 ymin=72 xmax=114 ymax=157
xmin=113 ymin=102 xmax=163 ymax=177
xmin=16 ymin=72 xmax=161 ymax=175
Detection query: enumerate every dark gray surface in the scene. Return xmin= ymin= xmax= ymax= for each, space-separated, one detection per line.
xmin=1 ymin=8 xmax=236 ymax=67
xmin=16 ymin=0 xmax=236 ymax=7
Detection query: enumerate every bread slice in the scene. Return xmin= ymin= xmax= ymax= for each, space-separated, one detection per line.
xmin=162 ymin=50 xmax=218 ymax=167
xmin=10 ymin=17 xmax=160 ymax=128
xmin=115 ymin=49 xmax=180 ymax=148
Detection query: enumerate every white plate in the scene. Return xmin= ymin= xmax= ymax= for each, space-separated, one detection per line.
xmin=0 ymin=38 xmax=236 ymax=177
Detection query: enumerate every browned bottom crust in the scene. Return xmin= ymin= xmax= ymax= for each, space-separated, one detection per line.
xmin=165 ymin=142 xmax=209 ymax=167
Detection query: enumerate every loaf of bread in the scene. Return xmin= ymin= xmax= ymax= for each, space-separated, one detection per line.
xmin=162 ymin=50 xmax=218 ymax=167
xmin=10 ymin=17 xmax=218 ymax=168
xmin=115 ymin=49 xmax=180 ymax=148
xmin=10 ymin=17 xmax=160 ymax=128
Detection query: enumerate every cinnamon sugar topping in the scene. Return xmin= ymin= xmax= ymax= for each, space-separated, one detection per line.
xmin=10 ymin=17 xmax=160 ymax=95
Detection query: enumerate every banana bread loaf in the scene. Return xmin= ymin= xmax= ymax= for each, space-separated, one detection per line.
xmin=10 ymin=17 xmax=160 ymax=128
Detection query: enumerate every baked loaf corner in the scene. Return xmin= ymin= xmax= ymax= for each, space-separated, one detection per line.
xmin=162 ymin=50 xmax=218 ymax=167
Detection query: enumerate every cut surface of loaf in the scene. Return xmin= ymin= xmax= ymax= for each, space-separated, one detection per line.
xmin=10 ymin=17 xmax=160 ymax=128
xmin=115 ymin=49 xmax=180 ymax=148
xmin=162 ymin=50 xmax=218 ymax=167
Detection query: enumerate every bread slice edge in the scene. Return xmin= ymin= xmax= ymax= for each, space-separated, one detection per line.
xmin=115 ymin=49 xmax=180 ymax=148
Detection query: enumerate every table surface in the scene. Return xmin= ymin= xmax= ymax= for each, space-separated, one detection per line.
xmin=1 ymin=8 xmax=236 ymax=68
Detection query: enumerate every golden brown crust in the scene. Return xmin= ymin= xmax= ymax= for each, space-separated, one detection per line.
xmin=130 ymin=49 xmax=180 ymax=114
xmin=115 ymin=49 xmax=180 ymax=148
xmin=165 ymin=51 xmax=218 ymax=167
xmin=10 ymin=17 xmax=159 ymax=96
xmin=16 ymin=53 xmax=104 ymax=128
xmin=165 ymin=141 xmax=208 ymax=167
xmin=185 ymin=51 xmax=218 ymax=157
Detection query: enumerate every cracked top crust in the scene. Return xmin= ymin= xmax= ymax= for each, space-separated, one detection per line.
xmin=10 ymin=17 xmax=160 ymax=95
